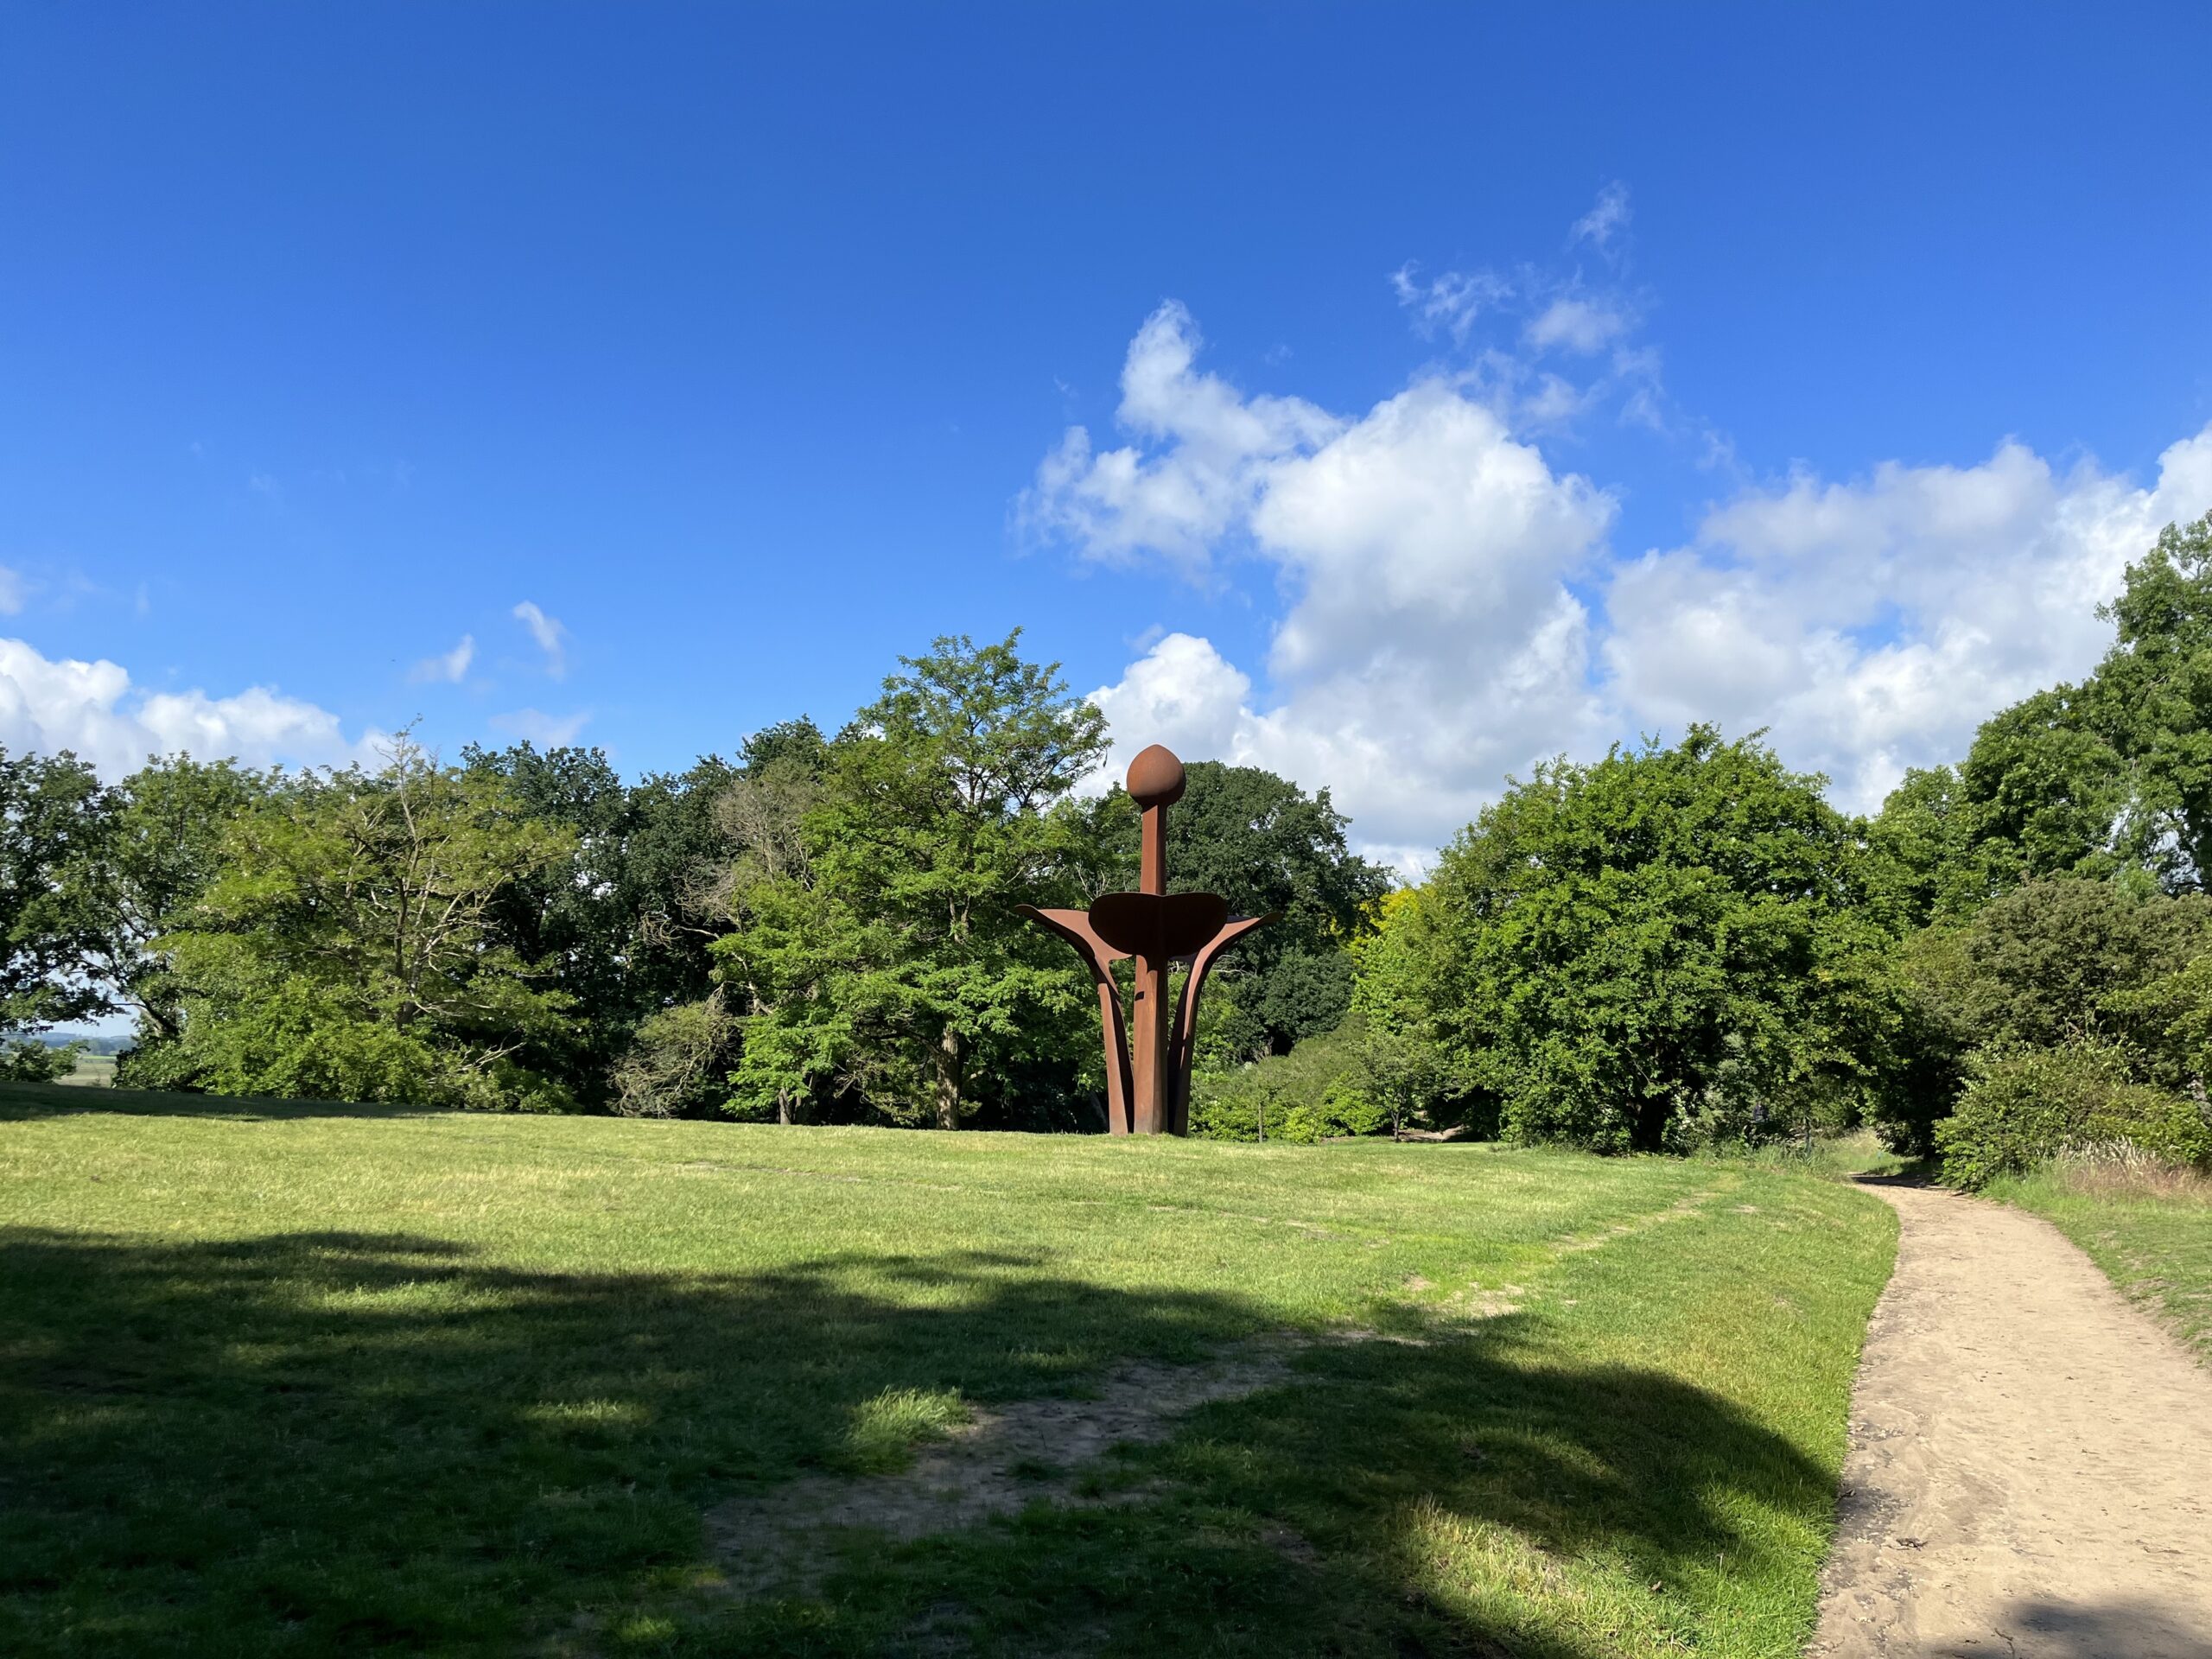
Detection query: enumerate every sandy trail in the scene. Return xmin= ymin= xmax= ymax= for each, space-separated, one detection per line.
xmin=1811 ymin=1179 xmax=2212 ymax=1657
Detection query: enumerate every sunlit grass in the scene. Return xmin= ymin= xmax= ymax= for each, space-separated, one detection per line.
xmin=0 ymin=1081 xmax=1894 ymax=1656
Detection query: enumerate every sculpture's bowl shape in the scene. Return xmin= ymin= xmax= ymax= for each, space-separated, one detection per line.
xmin=1126 ymin=744 xmax=1186 ymax=808
xmin=1088 ymin=890 xmax=1230 ymax=961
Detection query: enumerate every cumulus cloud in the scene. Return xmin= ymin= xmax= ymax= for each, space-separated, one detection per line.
xmin=1046 ymin=306 xmax=1616 ymax=861
xmin=489 ymin=707 xmax=589 ymax=747
xmin=409 ymin=634 xmax=474 ymax=684
xmin=1021 ymin=302 xmax=1340 ymax=571
xmin=1601 ymin=424 xmax=2212 ymax=810
xmin=512 ymin=601 xmax=569 ymax=677
xmin=1039 ymin=292 xmax=2212 ymax=865
xmin=0 ymin=637 xmax=380 ymax=778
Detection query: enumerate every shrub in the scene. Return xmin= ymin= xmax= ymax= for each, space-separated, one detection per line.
xmin=0 ymin=1038 xmax=83 ymax=1083
xmin=1936 ymin=1041 xmax=2212 ymax=1189
xmin=1188 ymin=1020 xmax=1389 ymax=1143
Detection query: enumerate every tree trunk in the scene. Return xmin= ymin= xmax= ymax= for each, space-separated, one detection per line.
xmin=777 ymin=1092 xmax=792 ymax=1127
xmin=933 ymin=1027 xmax=963 ymax=1130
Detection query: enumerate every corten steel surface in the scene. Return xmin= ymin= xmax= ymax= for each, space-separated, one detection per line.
xmin=1020 ymin=744 xmax=1274 ymax=1135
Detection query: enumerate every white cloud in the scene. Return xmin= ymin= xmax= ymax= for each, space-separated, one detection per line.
xmin=1390 ymin=263 xmax=1514 ymax=343
xmin=1571 ymin=181 xmax=1631 ymax=251
xmin=1057 ymin=307 xmax=1616 ymax=859
xmin=1044 ymin=295 xmax=2212 ymax=865
xmin=409 ymin=634 xmax=474 ymax=684
xmin=0 ymin=637 xmax=381 ymax=778
xmin=0 ymin=569 xmax=23 ymax=616
xmin=1022 ymin=302 xmax=1340 ymax=571
xmin=512 ymin=601 xmax=569 ymax=677
xmin=1602 ymin=424 xmax=2212 ymax=810
xmin=1527 ymin=296 xmax=1630 ymax=354
xmin=489 ymin=707 xmax=590 ymax=747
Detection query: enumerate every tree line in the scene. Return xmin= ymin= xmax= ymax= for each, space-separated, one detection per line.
xmin=6 ymin=514 xmax=2212 ymax=1173
xmin=1351 ymin=511 xmax=2212 ymax=1178
xmin=0 ymin=634 xmax=1387 ymax=1128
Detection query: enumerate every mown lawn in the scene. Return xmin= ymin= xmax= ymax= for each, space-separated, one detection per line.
xmin=1 ymin=1084 xmax=1894 ymax=1657
xmin=1991 ymin=1164 xmax=2212 ymax=1367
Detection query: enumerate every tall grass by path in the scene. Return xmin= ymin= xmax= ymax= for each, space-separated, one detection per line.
xmin=0 ymin=1083 xmax=1894 ymax=1657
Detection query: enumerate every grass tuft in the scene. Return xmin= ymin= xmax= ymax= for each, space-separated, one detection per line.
xmin=840 ymin=1386 xmax=972 ymax=1473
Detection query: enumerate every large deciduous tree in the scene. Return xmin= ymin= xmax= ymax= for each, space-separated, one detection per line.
xmin=138 ymin=739 xmax=578 ymax=1108
xmin=0 ymin=747 xmax=111 ymax=1074
xmin=1399 ymin=727 xmax=1905 ymax=1153
xmin=714 ymin=633 xmax=1107 ymax=1128
xmin=461 ymin=741 xmax=741 ymax=1103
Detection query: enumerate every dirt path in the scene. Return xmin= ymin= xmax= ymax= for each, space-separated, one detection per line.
xmin=1810 ymin=1179 xmax=2212 ymax=1657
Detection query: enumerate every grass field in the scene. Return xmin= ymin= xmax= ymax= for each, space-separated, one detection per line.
xmin=1 ymin=1084 xmax=1895 ymax=1658
xmin=1990 ymin=1160 xmax=2212 ymax=1368
xmin=56 ymin=1054 xmax=116 ymax=1089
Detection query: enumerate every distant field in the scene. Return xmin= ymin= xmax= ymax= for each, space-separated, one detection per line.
xmin=0 ymin=1083 xmax=1895 ymax=1658
xmin=56 ymin=1052 xmax=115 ymax=1088
xmin=1992 ymin=1163 xmax=2212 ymax=1367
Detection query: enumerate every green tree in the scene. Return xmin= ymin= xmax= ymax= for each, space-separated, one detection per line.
xmin=2088 ymin=511 xmax=2212 ymax=887
xmin=54 ymin=756 xmax=266 ymax=1057
xmin=461 ymin=741 xmax=741 ymax=1103
xmin=0 ymin=747 xmax=111 ymax=1072
xmin=1904 ymin=877 xmax=2210 ymax=1056
xmin=141 ymin=740 xmax=578 ymax=1108
xmin=1346 ymin=886 xmax=1487 ymax=1135
xmin=714 ymin=633 xmax=1108 ymax=1128
xmin=1866 ymin=764 xmax=2000 ymax=928
xmin=1406 ymin=727 xmax=1905 ymax=1153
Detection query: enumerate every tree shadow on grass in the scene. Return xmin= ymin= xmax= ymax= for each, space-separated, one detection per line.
xmin=1 ymin=1226 xmax=1833 ymax=1658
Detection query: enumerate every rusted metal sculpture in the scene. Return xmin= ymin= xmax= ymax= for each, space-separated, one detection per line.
xmin=1020 ymin=745 xmax=1273 ymax=1135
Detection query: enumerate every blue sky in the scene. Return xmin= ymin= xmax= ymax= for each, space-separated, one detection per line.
xmin=4 ymin=3 xmax=2210 ymax=861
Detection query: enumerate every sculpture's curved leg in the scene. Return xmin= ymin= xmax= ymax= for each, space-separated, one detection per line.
xmin=1018 ymin=906 xmax=1135 ymax=1134
xmin=1167 ymin=913 xmax=1277 ymax=1135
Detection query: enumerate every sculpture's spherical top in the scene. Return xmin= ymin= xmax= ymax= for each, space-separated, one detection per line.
xmin=1126 ymin=743 xmax=1186 ymax=808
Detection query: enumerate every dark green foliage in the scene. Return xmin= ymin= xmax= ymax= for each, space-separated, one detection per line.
xmin=1187 ymin=1020 xmax=1388 ymax=1142
xmin=0 ymin=1037 xmax=82 ymax=1082
xmin=1398 ymin=728 xmax=1906 ymax=1153
xmin=60 ymin=758 xmax=270 ymax=1069
xmin=1872 ymin=879 xmax=2212 ymax=1157
xmin=714 ymin=632 xmax=1110 ymax=1128
xmin=0 ymin=747 xmax=111 ymax=1036
xmin=461 ymin=741 xmax=742 ymax=1105
xmin=1904 ymin=878 xmax=2211 ymax=1054
xmin=1863 ymin=765 xmax=1999 ymax=928
xmin=1951 ymin=687 xmax=2128 ymax=887
xmin=135 ymin=741 xmax=579 ymax=1109
xmin=2092 ymin=511 xmax=2212 ymax=887
xmin=1935 ymin=1041 xmax=2212 ymax=1190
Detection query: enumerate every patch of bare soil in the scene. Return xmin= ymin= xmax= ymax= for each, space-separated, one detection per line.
xmin=707 ymin=1343 xmax=1297 ymax=1595
xmin=1810 ymin=1180 xmax=2212 ymax=1657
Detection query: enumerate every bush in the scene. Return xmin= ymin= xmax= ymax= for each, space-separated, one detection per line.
xmin=1936 ymin=1041 xmax=2212 ymax=1189
xmin=0 ymin=1038 xmax=83 ymax=1083
xmin=1188 ymin=1020 xmax=1389 ymax=1143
